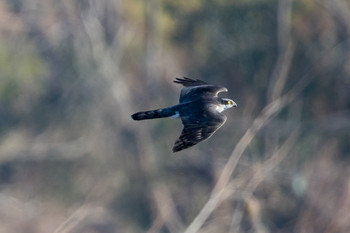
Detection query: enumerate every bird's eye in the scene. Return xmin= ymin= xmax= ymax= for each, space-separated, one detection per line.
xmin=228 ymin=101 xmax=232 ymax=105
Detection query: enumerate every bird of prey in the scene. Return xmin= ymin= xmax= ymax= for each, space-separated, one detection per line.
xmin=131 ymin=77 xmax=237 ymax=152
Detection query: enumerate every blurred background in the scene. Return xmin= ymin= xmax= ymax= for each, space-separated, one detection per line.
xmin=0 ymin=0 xmax=350 ymax=232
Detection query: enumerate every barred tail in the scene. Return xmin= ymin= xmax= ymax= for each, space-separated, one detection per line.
xmin=131 ymin=107 xmax=177 ymax=121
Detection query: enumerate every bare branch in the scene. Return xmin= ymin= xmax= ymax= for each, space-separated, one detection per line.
xmin=183 ymin=77 xmax=308 ymax=233
xmin=151 ymin=183 xmax=185 ymax=233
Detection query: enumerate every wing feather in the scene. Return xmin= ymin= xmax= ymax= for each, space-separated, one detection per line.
xmin=173 ymin=77 xmax=208 ymax=86
xmin=174 ymin=77 xmax=228 ymax=103
xmin=173 ymin=113 xmax=226 ymax=152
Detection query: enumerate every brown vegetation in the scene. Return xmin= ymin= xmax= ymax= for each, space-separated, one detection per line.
xmin=0 ymin=0 xmax=349 ymax=232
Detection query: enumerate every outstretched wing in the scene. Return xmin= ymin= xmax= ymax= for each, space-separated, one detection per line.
xmin=174 ymin=77 xmax=228 ymax=103
xmin=172 ymin=112 xmax=227 ymax=152
xmin=174 ymin=77 xmax=208 ymax=86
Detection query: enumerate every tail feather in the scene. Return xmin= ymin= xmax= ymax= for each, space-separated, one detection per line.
xmin=131 ymin=107 xmax=176 ymax=120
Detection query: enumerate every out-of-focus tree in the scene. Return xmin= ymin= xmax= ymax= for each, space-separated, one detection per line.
xmin=0 ymin=0 xmax=349 ymax=232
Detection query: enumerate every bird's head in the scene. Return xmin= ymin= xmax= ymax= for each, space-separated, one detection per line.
xmin=217 ymin=98 xmax=237 ymax=112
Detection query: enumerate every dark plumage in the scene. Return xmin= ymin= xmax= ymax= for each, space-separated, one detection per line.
xmin=131 ymin=77 xmax=237 ymax=152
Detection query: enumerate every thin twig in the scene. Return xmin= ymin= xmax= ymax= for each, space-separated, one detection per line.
xmin=152 ymin=183 xmax=186 ymax=233
xmin=184 ymin=74 xmax=313 ymax=233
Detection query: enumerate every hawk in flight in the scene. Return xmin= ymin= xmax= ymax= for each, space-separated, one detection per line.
xmin=131 ymin=77 xmax=237 ymax=152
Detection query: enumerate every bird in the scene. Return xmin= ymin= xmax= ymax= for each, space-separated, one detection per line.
xmin=131 ymin=77 xmax=237 ymax=152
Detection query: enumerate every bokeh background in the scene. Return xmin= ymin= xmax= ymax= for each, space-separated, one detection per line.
xmin=0 ymin=0 xmax=350 ymax=232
